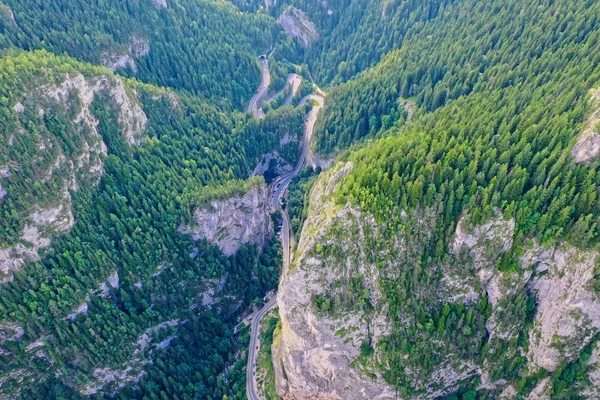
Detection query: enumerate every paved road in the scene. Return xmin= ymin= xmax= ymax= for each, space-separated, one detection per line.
xmin=247 ymin=55 xmax=270 ymax=117
xmin=245 ymin=295 xmax=276 ymax=400
xmin=245 ymin=90 xmax=324 ymax=400
xmin=263 ymin=73 xmax=302 ymax=107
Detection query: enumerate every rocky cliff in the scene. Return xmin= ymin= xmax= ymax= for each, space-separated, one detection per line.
xmin=274 ymin=162 xmax=397 ymax=399
xmin=0 ymin=72 xmax=147 ymax=282
xmin=278 ymin=7 xmax=318 ymax=48
xmin=274 ymin=161 xmax=600 ymax=399
xmin=572 ymin=87 xmax=600 ymax=164
xmin=179 ymin=183 xmax=273 ymax=256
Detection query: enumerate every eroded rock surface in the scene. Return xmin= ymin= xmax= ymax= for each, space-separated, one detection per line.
xmin=0 ymin=73 xmax=147 ymax=281
xmin=275 ymin=162 xmax=397 ymax=399
xmin=81 ymin=319 xmax=186 ymax=395
xmin=582 ymin=345 xmax=600 ymax=399
xmin=526 ymin=244 xmax=600 ymax=372
xmin=572 ymin=87 xmax=600 ymax=163
xmin=278 ymin=7 xmax=318 ymax=47
xmin=101 ymin=37 xmax=150 ymax=72
xmin=275 ymin=164 xmax=600 ymax=397
xmin=179 ymin=184 xmax=273 ymax=256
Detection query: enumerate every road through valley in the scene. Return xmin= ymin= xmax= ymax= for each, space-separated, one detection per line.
xmin=245 ymin=56 xmax=324 ymax=400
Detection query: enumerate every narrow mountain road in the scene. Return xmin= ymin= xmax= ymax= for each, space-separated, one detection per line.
xmin=247 ymin=55 xmax=270 ymax=118
xmin=263 ymin=73 xmax=302 ymax=107
xmin=245 ymin=58 xmax=324 ymax=400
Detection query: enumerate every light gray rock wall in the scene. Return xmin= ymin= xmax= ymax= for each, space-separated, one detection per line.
xmin=179 ymin=184 xmax=273 ymax=256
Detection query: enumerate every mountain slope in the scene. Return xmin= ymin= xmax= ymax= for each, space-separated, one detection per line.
xmin=311 ymin=0 xmax=600 ymax=154
xmin=273 ymin=0 xmax=600 ymax=398
xmin=0 ymin=50 xmax=285 ymax=399
xmin=0 ymin=0 xmax=294 ymax=109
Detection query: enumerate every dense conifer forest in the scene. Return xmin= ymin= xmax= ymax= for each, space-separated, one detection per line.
xmin=2 ymin=0 xmax=600 ymax=398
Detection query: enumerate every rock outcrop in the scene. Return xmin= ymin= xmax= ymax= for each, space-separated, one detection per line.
xmin=179 ymin=183 xmax=273 ymax=256
xmin=81 ymin=319 xmax=185 ymax=395
xmin=0 ymin=73 xmax=148 ymax=281
xmin=101 ymin=37 xmax=150 ymax=72
xmin=526 ymin=244 xmax=600 ymax=372
xmin=274 ymin=162 xmax=397 ymax=399
xmin=572 ymin=87 xmax=600 ymax=163
xmin=582 ymin=345 xmax=600 ymax=399
xmin=41 ymin=73 xmax=147 ymax=146
xmin=275 ymin=162 xmax=600 ymax=398
xmin=278 ymin=7 xmax=318 ymax=48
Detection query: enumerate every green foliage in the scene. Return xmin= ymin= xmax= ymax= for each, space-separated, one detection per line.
xmin=256 ymin=312 xmax=282 ymax=400
xmin=284 ymin=0 xmax=600 ymax=394
xmin=0 ymin=0 xmax=294 ymax=109
xmin=312 ymin=0 xmax=600 ymax=155
xmin=0 ymin=50 xmax=283 ymax=397
xmin=269 ymin=0 xmax=453 ymax=84
xmin=287 ymin=166 xmax=319 ymax=237
xmin=186 ymin=176 xmax=265 ymax=208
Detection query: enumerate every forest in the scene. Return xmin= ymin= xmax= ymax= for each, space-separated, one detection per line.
xmin=0 ymin=48 xmax=289 ymax=398
xmin=0 ymin=0 xmax=298 ymax=110
xmin=298 ymin=0 xmax=600 ymax=396
xmin=1 ymin=0 xmax=600 ymax=398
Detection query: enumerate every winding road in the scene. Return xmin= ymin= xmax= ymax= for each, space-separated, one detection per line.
xmin=245 ymin=56 xmax=324 ymax=400
xmin=246 ymin=55 xmax=271 ymax=118
xmin=263 ymin=73 xmax=302 ymax=108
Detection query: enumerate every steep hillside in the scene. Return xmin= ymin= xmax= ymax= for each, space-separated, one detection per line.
xmin=312 ymin=0 xmax=600 ymax=155
xmin=276 ymin=101 xmax=600 ymax=396
xmin=4 ymin=0 xmax=600 ymax=399
xmin=0 ymin=0 xmax=295 ymax=109
xmin=0 ymin=50 xmax=284 ymax=399
xmin=272 ymin=0 xmax=600 ymax=398
xmin=269 ymin=0 xmax=454 ymax=83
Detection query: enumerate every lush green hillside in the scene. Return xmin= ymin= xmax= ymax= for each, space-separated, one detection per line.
xmin=273 ymin=0 xmax=600 ymax=398
xmin=0 ymin=50 xmax=286 ymax=399
xmin=0 ymin=0 xmax=296 ymax=109
xmin=312 ymin=0 xmax=600 ymax=155
xmin=4 ymin=0 xmax=600 ymax=398
xmin=269 ymin=0 xmax=454 ymax=84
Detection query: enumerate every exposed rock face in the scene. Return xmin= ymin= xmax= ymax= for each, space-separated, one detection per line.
xmin=179 ymin=184 xmax=273 ymax=256
xmin=274 ymin=162 xmax=397 ymax=399
xmin=452 ymin=214 xmax=530 ymax=342
xmin=398 ymin=98 xmax=416 ymax=120
xmin=253 ymin=151 xmax=294 ymax=177
xmin=42 ymin=73 xmax=147 ymax=146
xmin=101 ymin=37 xmax=150 ymax=72
xmin=527 ymin=377 xmax=551 ymax=400
xmin=0 ymin=73 xmax=147 ymax=281
xmin=582 ymin=345 xmax=600 ymax=399
xmin=64 ymin=297 xmax=89 ymax=321
xmin=275 ymin=165 xmax=600 ymax=397
xmin=154 ymin=0 xmax=167 ymax=9
xmin=81 ymin=319 xmax=185 ymax=395
xmin=0 ymin=2 xmax=14 ymax=22
xmin=526 ymin=244 xmax=600 ymax=372
xmin=572 ymin=87 xmax=600 ymax=163
xmin=278 ymin=7 xmax=318 ymax=48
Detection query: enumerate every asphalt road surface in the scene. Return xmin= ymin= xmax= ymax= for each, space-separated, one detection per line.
xmin=245 ymin=80 xmax=324 ymax=400
xmin=246 ymin=55 xmax=270 ymax=117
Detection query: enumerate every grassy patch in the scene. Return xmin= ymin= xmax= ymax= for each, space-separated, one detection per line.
xmin=256 ymin=309 xmax=282 ymax=400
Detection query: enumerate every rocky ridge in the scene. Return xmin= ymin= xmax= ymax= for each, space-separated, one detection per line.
xmin=274 ymin=161 xmax=600 ymax=398
xmin=0 ymin=73 xmax=147 ymax=282
xmin=278 ymin=7 xmax=318 ymax=48
xmin=179 ymin=183 xmax=273 ymax=256
xmin=274 ymin=162 xmax=397 ymax=399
